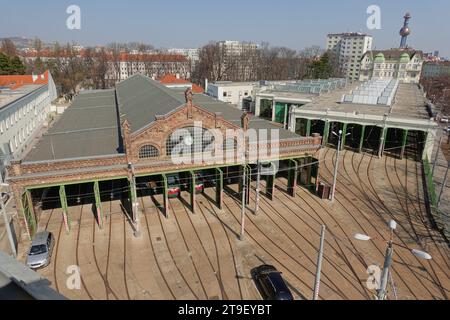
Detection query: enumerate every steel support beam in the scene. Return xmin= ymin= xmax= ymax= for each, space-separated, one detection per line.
xmin=93 ymin=181 xmax=103 ymax=229
xmin=341 ymin=123 xmax=348 ymax=150
xmin=266 ymin=171 xmax=276 ymax=201
xmin=323 ymin=121 xmax=330 ymax=147
xmin=379 ymin=127 xmax=388 ymax=158
xmin=245 ymin=165 xmax=252 ymax=205
xmin=215 ymin=168 xmax=223 ymax=210
xmin=287 ymin=159 xmax=299 ymax=197
xmin=59 ymin=185 xmax=70 ymax=233
xmin=162 ymin=174 xmax=169 ymax=218
xmin=190 ymin=170 xmax=196 ymax=213
xmin=400 ymin=129 xmax=409 ymax=159
xmin=306 ymin=119 xmax=312 ymax=137
xmin=359 ymin=125 xmax=366 ymax=153
xmin=306 ymin=156 xmax=313 ymax=190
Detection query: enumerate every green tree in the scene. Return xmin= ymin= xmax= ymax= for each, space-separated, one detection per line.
xmin=9 ymin=56 xmax=26 ymax=75
xmin=307 ymin=52 xmax=334 ymax=79
xmin=0 ymin=53 xmax=10 ymax=75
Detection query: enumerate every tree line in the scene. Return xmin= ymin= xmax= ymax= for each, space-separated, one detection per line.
xmin=191 ymin=41 xmax=341 ymax=87
xmin=0 ymin=39 xmax=26 ymax=75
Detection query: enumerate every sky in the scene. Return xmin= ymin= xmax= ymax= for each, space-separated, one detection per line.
xmin=1 ymin=0 xmax=449 ymax=56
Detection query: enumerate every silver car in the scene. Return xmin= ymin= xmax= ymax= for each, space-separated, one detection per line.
xmin=26 ymin=231 xmax=55 ymax=270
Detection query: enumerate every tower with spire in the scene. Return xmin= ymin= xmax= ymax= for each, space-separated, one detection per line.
xmin=399 ymin=12 xmax=412 ymax=49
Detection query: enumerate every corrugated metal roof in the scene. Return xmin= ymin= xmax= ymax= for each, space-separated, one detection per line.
xmin=24 ymin=89 xmax=121 ymax=162
xmin=23 ymin=75 xmax=309 ymax=163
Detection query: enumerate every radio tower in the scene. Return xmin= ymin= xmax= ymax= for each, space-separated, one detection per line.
xmin=399 ymin=12 xmax=412 ymax=49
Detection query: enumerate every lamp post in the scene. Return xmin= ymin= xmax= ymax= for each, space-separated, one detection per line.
xmin=0 ymin=183 xmax=17 ymax=258
xmin=354 ymin=220 xmax=432 ymax=300
xmin=330 ymin=130 xmax=351 ymax=202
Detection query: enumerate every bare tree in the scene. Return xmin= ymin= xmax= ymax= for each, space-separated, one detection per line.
xmin=1 ymin=39 xmax=17 ymax=56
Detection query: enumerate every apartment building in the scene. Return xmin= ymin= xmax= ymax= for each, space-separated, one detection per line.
xmin=326 ymin=33 xmax=373 ymax=81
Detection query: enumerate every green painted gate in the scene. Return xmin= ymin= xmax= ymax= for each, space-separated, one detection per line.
xmin=21 ymin=191 xmax=36 ymax=239
xmin=274 ymin=102 xmax=288 ymax=124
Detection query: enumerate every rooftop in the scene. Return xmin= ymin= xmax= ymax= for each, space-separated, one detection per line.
xmin=24 ymin=75 xmax=305 ymax=163
xmin=0 ymin=71 xmax=50 ymax=110
xmin=0 ymin=84 xmax=44 ymax=110
xmin=298 ymin=82 xmax=431 ymax=120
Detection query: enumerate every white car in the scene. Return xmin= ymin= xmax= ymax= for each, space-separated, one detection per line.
xmin=441 ymin=117 xmax=449 ymax=123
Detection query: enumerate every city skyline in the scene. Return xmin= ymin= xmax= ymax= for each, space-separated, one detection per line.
xmin=1 ymin=0 xmax=449 ymax=56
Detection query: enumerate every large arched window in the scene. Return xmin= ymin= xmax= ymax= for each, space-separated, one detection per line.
xmin=166 ymin=126 xmax=215 ymax=157
xmin=139 ymin=145 xmax=159 ymax=159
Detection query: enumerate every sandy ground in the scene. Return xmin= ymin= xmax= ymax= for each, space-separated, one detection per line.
xmin=16 ymin=148 xmax=450 ymax=300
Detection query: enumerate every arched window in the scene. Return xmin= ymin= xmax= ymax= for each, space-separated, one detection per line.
xmin=166 ymin=126 xmax=215 ymax=157
xmin=138 ymin=145 xmax=159 ymax=159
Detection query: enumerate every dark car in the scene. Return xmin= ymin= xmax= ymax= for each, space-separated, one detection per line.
xmin=252 ymin=265 xmax=294 ymax=301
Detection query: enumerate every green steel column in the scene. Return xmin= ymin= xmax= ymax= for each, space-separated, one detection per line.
xmin=59 ymin=185 xmax=70 ymax=233
xmin=306 ymin=119 xmax=312 ymax=137
xmin=379 ymin=127 xmax=388 ymax=157
xmin=190 ymin=170 xmax=196 ymax=213
xmin=323 ymin=121 xmax=330 ymax=147
xmin=162 ymin=174 xmax=169 ymax=218
xmin=287 ymin=159 xmax=299 ymax=197
xmin=94 ymin=181 xmax=103 ymax=229
xmin=359 ymin=125 xmax=366 ymax=153
xmin=266 ymin=165 xmax=276 ymax=201
xmin=400 ymin=130 xmax=409 ymax=159
xmin=21 ymin=190 xmax=37 ymax=239
xmin=216 ymin=168 xmax=223 ymax=210
xmin=306 ymin=156 xmax=313 ymax=190
xmin=341 ymin=123 xmax=348 ymax=150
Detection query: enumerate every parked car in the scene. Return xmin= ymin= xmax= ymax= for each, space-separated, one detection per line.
xmin=252 ymin=265 xmax=294 ymax=301
xmin=166 ymin=174 xmax=181 ymax=198
xmin=445 ymin=127 xmax=450 ymax=133
xmin=26 ymin=231 xmax=55 ymax=270
xmin=441 ymin=117 xmax=449 ymax=123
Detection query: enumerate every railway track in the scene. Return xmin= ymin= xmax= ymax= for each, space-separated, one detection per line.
xmin=325 ymin=146 xmax=449 ymax=299
xmin=264 ymin=181 xmax=372 ymax=299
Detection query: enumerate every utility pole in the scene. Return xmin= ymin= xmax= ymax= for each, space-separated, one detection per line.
xmin=331 ymin=131 xmax=343 ymax=202
xmin=378 ymin=220 xmax=396 ymax=300
xmin=240 ymin=138 xmax=247 ymax=241
xmin=313 ymin=225 xmax=326 ymax=300
xmin=0 ymin=184 xmax=17 ymax=258
xmin=255 ymin=160 xmax=261 ymax=215
xmin=437 ymin=162 xmax=449 ymax=208
xmin=128 ymin=163 xmax=140 ymax=238
xmin=378 ymin=241 xmax=394 ymax=300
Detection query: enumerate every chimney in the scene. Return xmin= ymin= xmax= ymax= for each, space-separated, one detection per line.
xmin=241 ymin=112 xmax=249 ymax=131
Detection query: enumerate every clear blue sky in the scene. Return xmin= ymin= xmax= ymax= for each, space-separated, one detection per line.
xmin=1 ymin=0 xmax=449 ymax=56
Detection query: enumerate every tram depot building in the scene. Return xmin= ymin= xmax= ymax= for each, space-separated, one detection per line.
xmin=7 ymin=75 xmax=323 ymax=239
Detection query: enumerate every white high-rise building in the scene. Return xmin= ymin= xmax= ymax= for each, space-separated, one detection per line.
xmin=326 ymin=33 xmax=373 ymax=81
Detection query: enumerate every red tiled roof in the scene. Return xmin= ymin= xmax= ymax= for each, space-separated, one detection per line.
xmin=159 ymin=74 xmax=204 ymax=93
xmin=0 ymin=70 xmax=49 ymax=90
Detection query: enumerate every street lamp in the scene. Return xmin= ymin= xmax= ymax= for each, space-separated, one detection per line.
xmin=0 ymin=183 xmax=17 ymax=258
xmin=330 ymin=130 xmax=351 ymax=202
xmin=354 ymin=219 xmax=432 ymax=300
